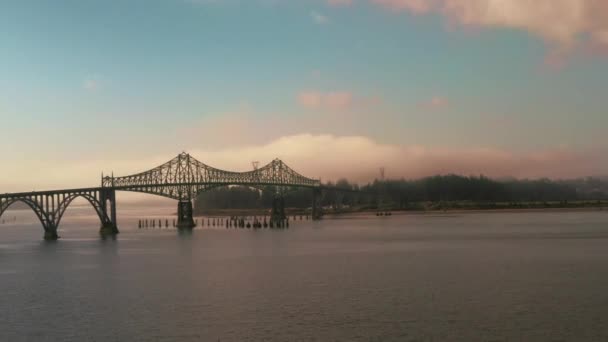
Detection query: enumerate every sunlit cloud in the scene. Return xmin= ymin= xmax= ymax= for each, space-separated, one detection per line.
xmin=197 ymin=134 xmax=606 ymax=182
xmin=3 ymin=134 xmax=606 ymax=195
xmin=185 ymin=0 xmax=608 ymax=61
xmin=367 ymin=0 xmax=608 ymax=61
xmin=175 ymin=101 xmax=384 ymax=151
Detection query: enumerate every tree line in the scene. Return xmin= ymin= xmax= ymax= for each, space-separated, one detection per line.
xmin=194 ymin=175 xmax=608 ymax=212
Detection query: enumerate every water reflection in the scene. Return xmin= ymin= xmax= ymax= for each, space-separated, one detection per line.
xmin=101 ymin=233 xmax=118 ymax=242
xmin=1 ymin=210 xmax=608 ymax=341
xmin=177 ymin=228 xmax=194 ymax=238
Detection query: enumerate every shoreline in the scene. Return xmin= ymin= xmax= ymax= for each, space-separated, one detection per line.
xmin=195 ymin=205 xmax=608 ymax=217
xmin=329 ymin=206 xmax=608 ymax=216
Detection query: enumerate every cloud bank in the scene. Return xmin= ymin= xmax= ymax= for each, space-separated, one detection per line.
xmin=2 ymin=134 xmax=606 ymax=194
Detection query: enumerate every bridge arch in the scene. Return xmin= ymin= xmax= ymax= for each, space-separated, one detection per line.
xmin=0 ymin=198 xmax=51 ymax=232
xmin=53 ymin=193 xmax=110 ymax=229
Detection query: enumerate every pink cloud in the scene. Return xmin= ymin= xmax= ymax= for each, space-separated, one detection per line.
xmin=419 ymin=96 xmax=449 ymax=109
xmin=297 ymin=90 xmax=355 ymax=110
xmin=325 ymin=92 xmax=354 ymax=110
xmin=367 ymin=0 xmax=608 ymax=59
xmin=297 ymin=91 xmax=324 ymax=108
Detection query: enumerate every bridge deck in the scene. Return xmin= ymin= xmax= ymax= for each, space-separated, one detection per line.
xmin=1 ymin=187 xmax=104 ymax=199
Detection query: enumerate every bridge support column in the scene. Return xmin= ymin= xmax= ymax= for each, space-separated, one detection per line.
xmin=41 ymin=197 xmax=60 ymax=240
xmin=44 ymin=226 xmax=59 ymax=240
xmin=177 ymin=200 xmax=195 ymax=229
xmin=312 ymin=188 xmax=323 ymax=220
xmin=99 ymin=222 xmax=119 ymax=236
xmin=100 ymin=189 xmax=119 ymax=236
xmin=271 ymin=195 xmax=286 ymax=224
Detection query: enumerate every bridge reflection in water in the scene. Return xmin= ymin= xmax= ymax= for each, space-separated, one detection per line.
xmin=0 ymin=153 xmax=324 ymax=240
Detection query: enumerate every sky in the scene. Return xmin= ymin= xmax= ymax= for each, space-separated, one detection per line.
xmin=1 ymin=0 xmax=607 ymax=192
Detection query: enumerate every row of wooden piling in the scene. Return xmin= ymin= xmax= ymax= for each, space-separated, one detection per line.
xmin=224 ymin=217 xmax=289 ymax=229
xmin=137 ymin=215 xmax=311 ymax=230
xmin=138 ymin=219 xmax=175 ymax=229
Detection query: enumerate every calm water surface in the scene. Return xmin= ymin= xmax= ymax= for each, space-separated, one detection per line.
xmin=1 ymin=207 xmax=608 ymax=341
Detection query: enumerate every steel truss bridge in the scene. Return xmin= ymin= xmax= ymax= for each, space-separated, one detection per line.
xmin=0 ymin=153 xmax=324 ymax=240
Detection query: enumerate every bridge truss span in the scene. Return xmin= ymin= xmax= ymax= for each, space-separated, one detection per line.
xmin=101 ymin=152 xmax=321 ymax=201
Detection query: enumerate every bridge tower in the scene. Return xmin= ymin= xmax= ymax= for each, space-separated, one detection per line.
xmin=99 ymin=188 xmax=119 ymax=236
xmin=271 ymin=191 xmax=286 ymax=224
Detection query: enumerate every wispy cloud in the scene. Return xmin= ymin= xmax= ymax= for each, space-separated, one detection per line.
xmin=419 ymin=96 xmax=449 ymax=110
xmin=297 ymin=90 xmax=356 ymax=110
xmin=83 ymin=76 xmax=101 ymax=91
xmin=185 ymin=0 xmax=221 ymax=4
xmin=311 ymin=10 xmax=329 ymax=24
xmin=327 ymin=0 xmax=354 ymax=7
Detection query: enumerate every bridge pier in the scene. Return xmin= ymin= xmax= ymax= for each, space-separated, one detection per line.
xmin=177 ymin=200 xmax=195 ymax=229
xmin=271 ymin=195 xmax=286 ymax=223
xmin=312 ymin=188 xmax=323 ymax=220
xmin=99 ymin=189 xmax=119 ymax=237
xmin=44 ymin=227 xmax=59 ymax=240
xmin=99 ymin=222 xmax=119 ymax=236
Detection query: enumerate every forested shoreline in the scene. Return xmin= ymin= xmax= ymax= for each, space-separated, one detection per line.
xmin=194 ymin=175 xmax=608 ymax=214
